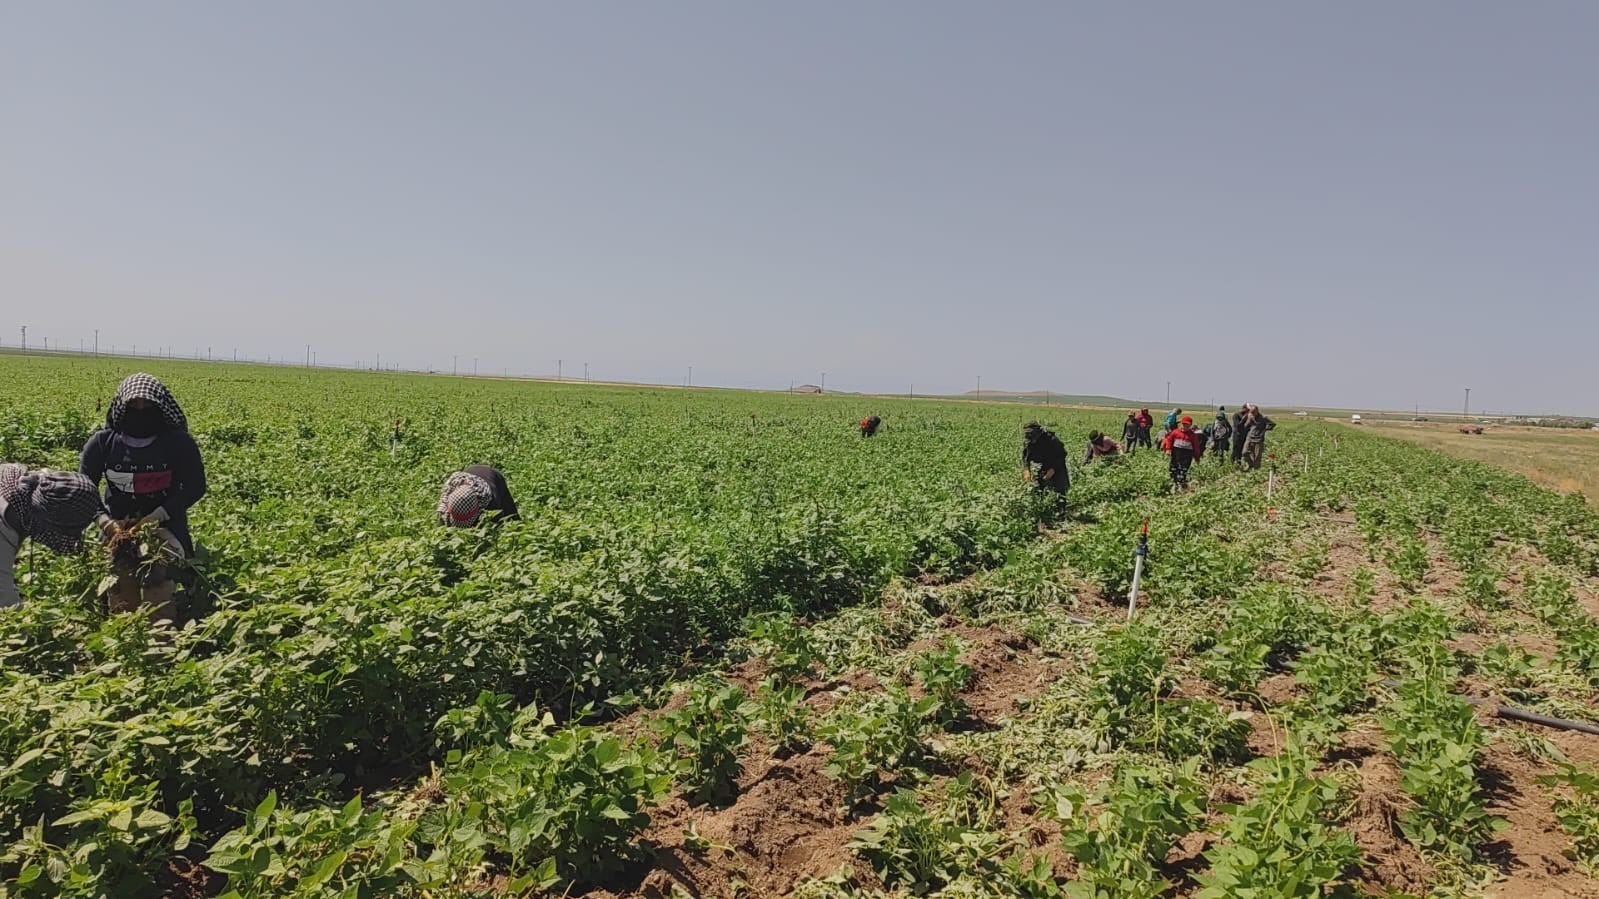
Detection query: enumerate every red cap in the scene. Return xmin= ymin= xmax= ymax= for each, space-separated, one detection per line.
xmin=1180 ymin=416 xmax=1193 ymax=425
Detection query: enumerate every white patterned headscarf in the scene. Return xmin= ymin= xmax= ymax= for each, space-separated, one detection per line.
xmin=437 ymin=471 xmax=492 ymax=527
xmin=107 ymin=373 xmax=188 ymax=432
xmin=0 ymin=464 xmax=102 ymax=554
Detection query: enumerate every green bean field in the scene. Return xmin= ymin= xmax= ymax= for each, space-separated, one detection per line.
xmin=4 ymin=354 xmax=1599 ymax=898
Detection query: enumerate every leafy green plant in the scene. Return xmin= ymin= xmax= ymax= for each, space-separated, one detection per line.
xmin=820 ymin=686 xmax=939 ymax=808
xmin=1384 ymin=651 xmax=1508 ymax=867
xmin=655 ymin=681 xmax=757 ymax=804
xmin=1539 ymin=764 xmax=1599 ymax=874
xmin=753 ymin=678 xmax=812 ymax=756
xmin=914 ymin=641 xmax=973 ymax=723
xmin=1039 ymin=760 xmax=1208 ymax=899
xmin=1196 ymin=740 xmax=1362 ymax=897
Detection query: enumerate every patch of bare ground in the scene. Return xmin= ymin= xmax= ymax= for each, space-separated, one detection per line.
xmin=1321 ymin=722 xmax=1440 ymax=895
xmin=1477 ymin=733 xmax=1599 ymax=898
xmin=588 ymin=746 xmax=874 ymax=899
xmin=587 ymin=622 xmax=1061 ymax=897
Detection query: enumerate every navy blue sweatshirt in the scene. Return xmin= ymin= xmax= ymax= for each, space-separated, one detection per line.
xmin=80 ymin=429 xmax=207 ymax=553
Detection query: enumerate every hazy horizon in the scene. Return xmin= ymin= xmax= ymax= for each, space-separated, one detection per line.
xmin=4 ymin=3 xmax=1596 ymax=414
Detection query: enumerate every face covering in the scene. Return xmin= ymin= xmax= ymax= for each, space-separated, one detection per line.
xmin=121 ymin=407 xmax=166 ymax=439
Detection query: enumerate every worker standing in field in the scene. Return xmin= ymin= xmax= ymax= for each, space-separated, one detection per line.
xmin=1204 ymin=410 xmax=1233 ymax=462
xmin=1021 ymin=422 xmax=1070 ymax=494
xmin=1083 ymin=430 xmax=1122 ymax=465
xmin=1239 ymin=405 xmax=1276 ymax=470
xmin=1121 ymin=412 xmax=1141 ymax=455
xmin=438 ymin=465 xmax=520 ymax=527
xmin=1160 ymin=415 xmax=1204 ymax=491
xmin=1136 ymin=409 xmax=1154 ymax=449
xmin=1 ymin=465 xmax=103 ymax=609
xmin=81 ymin=373 xmax=207 ymax=618
xmin=1163 ymin=407 xmax=1182 ymax=437
xmin=860 ymin=414 xmax=882 ymax=438
xmin=1230 ymin=406 xmax=1249 ymax=466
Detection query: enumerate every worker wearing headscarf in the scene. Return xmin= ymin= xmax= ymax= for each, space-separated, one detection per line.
xmin=437 ymin=465 xmax=520 ymax=528
xmin=80 ymin=373 xmax=207 ymax=554
xmin=1 ymin=464 xmax=103 ymax=608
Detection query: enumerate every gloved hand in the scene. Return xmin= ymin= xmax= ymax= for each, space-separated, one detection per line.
xmin=97 ymin=514 xmax=118 ymax=540
xmin=134 ymin=507 xmax=170 ymax=531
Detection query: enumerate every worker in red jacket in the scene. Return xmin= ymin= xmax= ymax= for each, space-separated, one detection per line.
xmin=1160 ymin=415 xmax=1204 ymax=492
xmin=1135 ymin=408 xmax=1155 ymax=449
xmin=860 ymin=415 xmax=882 ymax=438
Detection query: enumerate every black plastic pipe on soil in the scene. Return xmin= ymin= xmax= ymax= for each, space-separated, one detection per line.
xmin=1379 ymin=678 xmax=1599 ymax=737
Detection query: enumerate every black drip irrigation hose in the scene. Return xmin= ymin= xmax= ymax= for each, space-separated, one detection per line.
xmin=1379 ymin=678 xmax=1599 ymax=737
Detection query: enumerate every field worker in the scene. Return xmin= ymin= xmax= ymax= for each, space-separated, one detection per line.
xmin=1121 ymin=412 xmax=1141 ymax=455
xmin=1 ymin=465 xmax=102 ymax=608
xmin=81 ymin=374 xmax=207 ymax=616
xmin=1230 ymin=405 xmax=1249 ymax=466
xmin=438 ymin=465 xmax=520 ymax=527
xmin=1021 ymin=422 xmax=1070 ymax=494
xmin=1160 ymin=415 xmax=1204 ymax=491
xmin=1136 ymin=409 xmax=1155 ymax=449
xmin=1204 ymin=410 xmax=1233 ymax=461
xmin=1083 ymin=430 xmax=1122 ymax=465
xmin=1240 ymin=405 xmax=1277 ymax=470
xmin=1163 ymin=407 xmax=1183 ymax=436
xmin=860 ymin=414 xmax=882 ymax=438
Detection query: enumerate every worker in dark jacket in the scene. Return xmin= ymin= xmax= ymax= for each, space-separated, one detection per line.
xmin=1083 ymin=431 xmax=1123 ymax=465
xmin=1204 ymin=410 xmax=1232 ymax=461
xmin=1136 ymin=409 xmax=1155 ymax=449
xmin=438 ymin=465 xmax=520 ymax=527
xmin=1021 ymin=422 xmax=1069 ymax=494
xmin=1 ymin=465 xmax=103 ymax=609
xmin=1240 ymin=405 xmax=1276 ymax=470
xmin=860 ymin=415 xmax=882 ymax=438
xmin=1160 ymin=415 xmax=1205 ymax=491
xmin=1120 ymin=412 xmax=1141 ymax=455
xmin=1230 ymin=406 xmax=1249 ymax=466
xmin=81 ymin=374 xmax=206 ymax=618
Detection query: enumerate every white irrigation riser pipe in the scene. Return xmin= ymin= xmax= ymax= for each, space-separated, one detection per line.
xmin=1126 ymin=518 xmax=1150 ymax=620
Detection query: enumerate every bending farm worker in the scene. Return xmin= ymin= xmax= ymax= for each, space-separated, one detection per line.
xmin=1163 ymin=407 xmax=1182 ymax=436
xmin=1160 ymin=415 xmax=1204 ymax=491
xmin=1083 ymin=430 xmax=1123 ymax=465
xmin=860 ymin=414 xmax=882 ymax=438
xmin=1 ymin=465 xmax=102 ymax=608
xmin=1021 ymin=422 xmax=1070 ymax=494
xmin=80 ymin=373 xmax=207 ymax=618
xmin=438 ymin=465 xmax=520 ymax=527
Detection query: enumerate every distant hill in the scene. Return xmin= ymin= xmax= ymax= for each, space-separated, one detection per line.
xmin=955 ymin=390 xmax=1146 ymax=408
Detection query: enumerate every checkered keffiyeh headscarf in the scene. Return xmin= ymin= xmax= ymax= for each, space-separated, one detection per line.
xmin=0 ymin=464 xmax=102 ymax=554
xmin=107 ymin=373 xmax=188 ymax=432
xmin=437 ymin=471 xmax=492 ymax=527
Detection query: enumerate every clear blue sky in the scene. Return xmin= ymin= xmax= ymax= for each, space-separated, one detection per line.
xmin=4 ymin=3 xmax=1595 ymax=414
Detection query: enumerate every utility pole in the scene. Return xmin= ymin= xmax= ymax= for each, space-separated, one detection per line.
xmin=306 ymin=344 xmax=311 ymax=367
xmin=584 ymin=362 xmax=589 ymax=381
xmin=19 ymin=326 xmax=24 ymax=352
xmin=453 ymin=354 xmax=458 ymax=375
xmin=558 ymin=359 xmax=563 ymax=380
xmin=1464 ymin=387 xmax=1471 ymax=418
xmin=473 ymin=357 xmax=478 ymax=376
xmin=689 ymin=365 xmax=694 ymax=387
xmin=94 ymin=329 xmax=99 ymax=355
xmin=820 ymin=371 xmax=826 ymax=393
xmin=43 ymin=337 xmax=48 ymax=351
xmin=1166 ymin=381 xmax=1171 ymax=404
xmin=975 ymin=375 xmax=980 ymax=396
